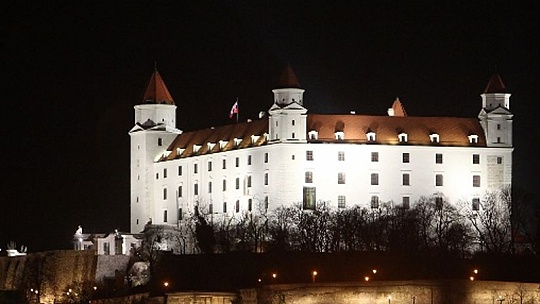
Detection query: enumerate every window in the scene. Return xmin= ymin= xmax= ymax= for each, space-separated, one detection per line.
xmin=156 ymin=173 xmax=159 ymax=180
xmin=194 ymin=183 xmax=199 ymax=195
xmin=366 ymin=131 xmax=376 ymax=142
xmin=158 ymin=138 xmax=163 ymax=146
xmin=178 ymin=208 xmax=183 ymax=220
xmin=371 ymin=196 xmax=379 ymax=209
xmin=305 ymin=171 xmax=313 ymax=183
xmin=472 ymin=198 xmax=480 ymax=211
xmin=430 ymin=133 xmax=440 ymax=143
xmin=338 ymin=195 xmax=346 ymax=209
xmin=194 ymin=163 xmax=198 ymax=174
xmin=247 ymin=175 xmax=252 ymax=187
xmin=209 ymin=204 xmax=213 ymax=214
xmin=402 ymin=197 xmax=410 ymax=209
xmin=222 ymin=179 xmax=227 ymax=191
xmin=338 ymin=172 xmax=346 ymax=184
xmin=435 ymin=174 xmax=443 ymax=186
xmin=308 ymin=131 xmax=318 ymax=140
xmin=163 ymin=168 xmax=167 ymax=178
xmin=163 ymin=210 xmax=168 ymax=223
xmin=103 ymin=242 xmax=110 ymax=255
xmin=223 ymin=202 xmax=227 ymax=213
xmin=292 ymin=119 xmax=295 ymax=126
xmin=265 ymin=196 xmax=269 ymax=211
xmin=497 ymin=157 xmax=503 ymax=164
xmin=208 ymin=181 xmax=212 ymax=193
xmin=473 ymin=154 xmax=480 ymax=164
xmin=306 ymin=150 xmax=314 ymax=161
xmin=264 ymin=173 xmax=269 ymax=185
xmin=398 ymin=133 xmax=408 ymax=143
xmin=178 ymin=185 xmax=182 ymax=197
xmin=235 ymin=157 xmax=239 ymax=167
xmin=303 ymin=187 xmax=316 ymax=210
xmin=468 ymin=134 xmax=479 ymax=144
xmin=235 ymin=200 xmax=240 ymax=213
xmin=497 ymin=137 xmax=501 ymax=143
xmin=335 ymin=131 xmax=344 ymax=141
xmin=497 ymin=124 xmax=501 ymax=130
xmin=371 ymin=152 xmax=379 ymax=162
xmin=371 ymin=173 xmax=379 ymax=185
xmin=292 ymin=132 xmax=295 ymax=139
xmin=248 ymin=199 xmax=253 ymax=211
xmin=178 ymin=166 xmax=182 ymax=176
xmin=338 ymin=151 xmax=345 ymax=161
xmin=435 ymin=153 xmax=443 ymax=164
xmin=236 ymin=177 xmax=240 ymax=189
xmin=208 ymin=161 xmax=212 ymax=171
xmin=402 ymin=152 xmax=410 ymax=163
xmin=264 ymin=153 xmax=269 ymax=163
xmin=248 ymin=155 xmax=252 ymax=165
xmin=163 ymin=188 xmax=167 ymax=200
xmin=473 ymin=175 xmax=481 ymax=187
xmin=435 ymin=197 xmax=443 ymax=210
xmin=402 ymin=173 xmax=410 ymax=186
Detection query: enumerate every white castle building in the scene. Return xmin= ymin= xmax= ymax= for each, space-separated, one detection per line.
xmin=129 ymin=66 xmax=513 ymax=235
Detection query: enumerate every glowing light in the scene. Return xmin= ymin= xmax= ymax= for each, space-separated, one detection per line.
xmin=364 ymin=276 xmax=370 ymax=281
xmin=163 ymin=281 xmax=169 ymax=287
xmin=272 ymin=273 xmax=277 ymax=279
xmin=311 ymin=270 xmax=318 ymax=283
xmin=473 ymin=269 xmax=479 ymax=274
xmin=470 ymin=276 xmax=475 ymax=281
xmin=93 ymin=286 xmax=97 ymax=290
xmin=372 ymin=269 xmax=377 ymax=274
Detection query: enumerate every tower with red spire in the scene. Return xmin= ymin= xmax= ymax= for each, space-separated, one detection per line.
xmin=478 ymin=74 xmax=513 ymax=148
xmin=129 ymin=69 xmax=182 ymax=233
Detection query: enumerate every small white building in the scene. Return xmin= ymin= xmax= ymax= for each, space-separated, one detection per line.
xmin=73 ymin=226 xmax=142 ymax=255
xmin=129 ymin=66 xmax=513 ymax=238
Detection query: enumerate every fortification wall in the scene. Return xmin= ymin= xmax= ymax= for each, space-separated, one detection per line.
xmin=240 ymin=280 xmax=540 ymax=304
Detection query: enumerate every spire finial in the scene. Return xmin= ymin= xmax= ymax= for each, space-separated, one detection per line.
xmin=154 ymin=61 xmax=158 ymax=72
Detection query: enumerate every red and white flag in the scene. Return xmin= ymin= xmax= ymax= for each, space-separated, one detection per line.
xmin=229 ymin=100 xmax=239 ymax=119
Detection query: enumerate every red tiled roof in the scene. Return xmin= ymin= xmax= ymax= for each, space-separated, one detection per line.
xmin=161 ymin=113 xmax=485 ymax=161
xmin=484 ymin=74 xmax=506 ymax=94
xmin=276 ymin=63 xmax=301 ymax=88
xmin=308 ymin=114 xmax=486 ymax=146
xmin=142 ymin=70 xmax=175 ymax=105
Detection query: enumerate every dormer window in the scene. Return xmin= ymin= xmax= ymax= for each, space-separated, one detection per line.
xmin=308 ymin=130 xmax=318 ymax=140
xmin=176 ymin=147 xmax=185 ymax=156
xmin=234 ymin=137 xmax=242 ymax=147
xmin=398 ymin=132 xmax=408 ymax=143
xmin=207 ymin=142 xmax=216 ymax=151
xmin=193 ymin=144 xmax=201 ymax=153
xmin=251 ymin=135 xmax=260 ymax=144
xmin=429 ymin=133 xmax=440 ymax=143
xmin=366 ymin=131 xmax=376 ymax=142
xmin=219 ymin=140 xmax=228 ymax=150
xmin=335 ymin=131 xmax=344 ymax=141
xmin=468 ymin=134 xmax=479 ymax=144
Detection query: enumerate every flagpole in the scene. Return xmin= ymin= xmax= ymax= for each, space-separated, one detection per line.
xmin=236 ymin=97 xmax=239 ymax=123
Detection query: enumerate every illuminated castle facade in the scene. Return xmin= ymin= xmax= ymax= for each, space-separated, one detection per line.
xmin=129 ymin=66 xmax=513 ymax=234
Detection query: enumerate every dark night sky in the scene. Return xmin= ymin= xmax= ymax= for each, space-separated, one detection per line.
xmin=1 ymin=2 xmax=539 ymax=252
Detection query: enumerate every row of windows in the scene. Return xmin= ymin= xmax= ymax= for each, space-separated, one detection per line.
xmin=305 ymin=151 xmax=495 ymax=165
xmin=168 ymin=174 xmax=268 ymax=199
xmin=305 ymin=171 xmax=481 ymax=187
xmin=334 ymin=195 xmax=481 ymax=211
xmin=307 ymin=131 xmax=480 ymax=144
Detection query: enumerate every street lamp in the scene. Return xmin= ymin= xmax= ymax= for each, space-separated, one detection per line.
xmin=311 ymin=271 xmax=318 ymax=283
xmin=272 ymin=273 xmax=277 ymax=279
xmin=163 ymin=281 xmax=169 ymax=288
xmin=364 ymin=276 xmax=370 ymax=282
xmin=372 ymin=269 xmax=378 ymax=274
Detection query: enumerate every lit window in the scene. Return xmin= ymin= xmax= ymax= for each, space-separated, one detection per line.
xmin=398 ymin=133 xmax=408 ymax=143
xmin=306 ymin=150 xmax=314 ymax=161
xmin=338 ymin=151 xmax=345 ymax=161
xmin=435 ymin=174 xmax=443 ymax=186
xmin=402 ymin=173 xmax=410 ymax=186
xmin=371 ymin=196 xmax=379 ymax=209
xmin=472 ymin=198 xmax=480 ymax=211
xmin=402 ymin=197 xmax=410 ymax=209
xmin=371 ymin=173 xmax=379 ymax=185
xmin=435 ymin=153 xmax=443 ymax=164
xmin=163 ymin=188 xmax=167 ymax=200
xmin=305 ymin=171 xmax=313 ymax=183
xmin=402 ymin=152 xmax=410 ymax=163
xmin=338 ymin=195 xmax=346 ymax=209
xmin=338 ymin=172 xmax=346 ymax=184
xmin=264 ymin=173 xmax=269 ymax=185
xmin=430 ymin=133 xmax=440 ymax=143
xmin=371 ymin=152 xmax=379 ymax=162
xmin=303 ymin=187 xmax=316 ymax=210
xmin=473 ymin=154 xmax=480 ymax=164
xmin=473 ymin=175 xmax=481 ymax=187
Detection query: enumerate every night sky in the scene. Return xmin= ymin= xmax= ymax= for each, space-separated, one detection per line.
xmin=2 ymin=2 xmax=539 ymax=252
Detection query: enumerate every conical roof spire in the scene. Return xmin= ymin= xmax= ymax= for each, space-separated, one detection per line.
xmin=484 ymin=74 xmax=506 ymax=94
xmin=142 ymin=69 xmax=175 ymax=105
xmin=276 ymin=63 xmax=302 ymax=89
xmin=391 ymin=97 xmax=407 ymax=117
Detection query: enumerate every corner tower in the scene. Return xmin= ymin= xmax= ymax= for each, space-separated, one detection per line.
xmin=478 ymin=74 xmax=513 ymax=147
xmin=129 ymin=69 xmax=181 ymax=233
xmin=269 ymin=64 xmax=308 ymax=143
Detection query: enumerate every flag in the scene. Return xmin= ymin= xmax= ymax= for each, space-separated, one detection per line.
xmin=229 ymin=100 xmax=239 ymax=118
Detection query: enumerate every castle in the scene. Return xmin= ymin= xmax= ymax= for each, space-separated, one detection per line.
xmin=129 ymin=65 xmax=513 ymax=238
